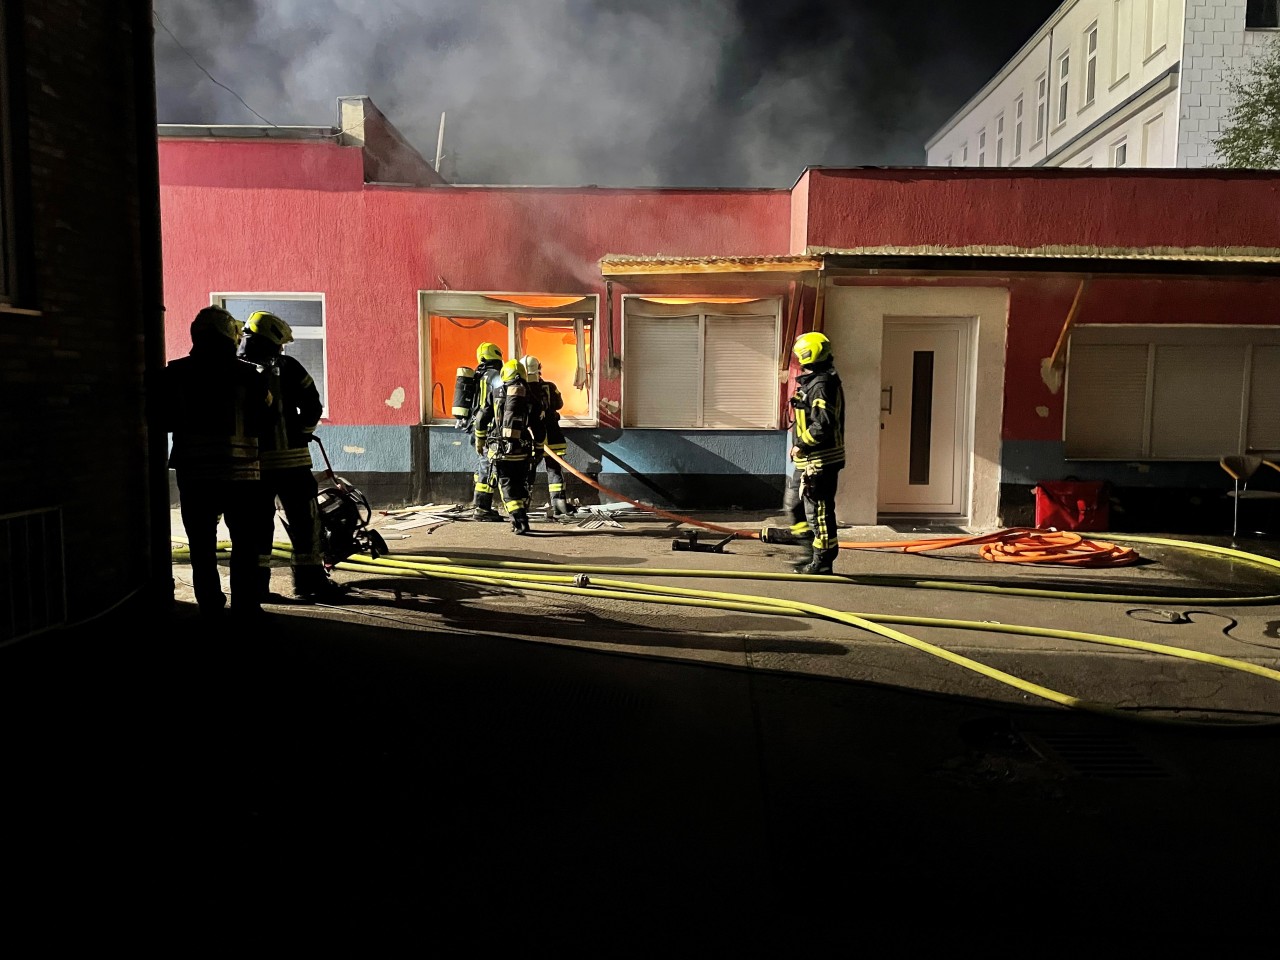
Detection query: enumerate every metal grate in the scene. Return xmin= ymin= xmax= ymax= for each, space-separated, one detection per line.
xmin=1023 ymin=731 xmax=1173 ymax=780
xmin=0 ymin=507 xmax=68 ymax=645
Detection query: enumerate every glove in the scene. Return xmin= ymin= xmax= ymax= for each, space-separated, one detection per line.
xmin=475 ymin=437 xmax=485 ymax=455
xmin=454 ymin=417 xmax=467 ymax=432
xmin=790 ymin=446 xmax=801 ymax=461
xmin=789 ymin=395 xmax=805 ymax=409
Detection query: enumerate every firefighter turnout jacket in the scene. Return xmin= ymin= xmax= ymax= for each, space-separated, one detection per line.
xmin=526 ymin=378 xmax=567 ymax=456
xmin=162 ymin=342 xmax=271 ymax=481
xmin=256 ymin=353 xmax=324 ymax=469
xmin=468 ymin=358 xmax=505 ymax=449
xmin=790 ymin=361 xmax=845 ymax=472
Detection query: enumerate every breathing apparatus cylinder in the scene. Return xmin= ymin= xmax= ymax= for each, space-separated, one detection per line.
xmin=500 ymin=381 xmax=530 ymax=441
xmin=452 ymin=366 xmax=477 ymax=418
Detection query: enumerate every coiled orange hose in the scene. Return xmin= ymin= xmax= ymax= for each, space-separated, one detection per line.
xmin=545 ymin=450 xmax=1139 ymax=567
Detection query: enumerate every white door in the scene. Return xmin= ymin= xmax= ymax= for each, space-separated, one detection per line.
xmin=878 ymin=320 xmax=971 ymax=514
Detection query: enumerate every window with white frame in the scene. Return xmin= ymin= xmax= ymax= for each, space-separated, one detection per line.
xmin=962 ymin=141 xmax=969 ymax=164
xmin=1112 ymin=0 xmax=1132 ymax=84
xmin=1065 ymin=326 xmax=1280 ymax=459
xmin=1035 ymin=73 xmax=1048 ymax=142
xmin=1056 ymin=52 xmax=1071 ymax=125
xmin=622 ymin=297 xmax=780 ymax=429
xmin=946 ymin=154 xmax=953 ymax=166
xmin=219 ymin=295 xmax=329 ymax=411
xmin=421 ymin=292 xmax=597 ymax=425
xmin=1084 ymin=23 xmax=1098 ymax=106
xmin=977 ymin=128 xmax=986 ymax=166
xmin=1014 ymin=96 xmax=1024 ymax=159
xmin=995 ymin=114 xmax=1004 ymax=165
xmin=1112 ymin=139 xmax=1128 ymax=167
xmin=1248 ymin=0 xmax=1280 ymax=28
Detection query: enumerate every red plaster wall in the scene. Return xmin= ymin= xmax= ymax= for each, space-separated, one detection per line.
xmin=160 ymin=139 xmax=791 ymax=425
xmin=1003 ymin=277 xmax=1280 ymax=441
xmin=802 ymin=167 xmax=1280 ymax=250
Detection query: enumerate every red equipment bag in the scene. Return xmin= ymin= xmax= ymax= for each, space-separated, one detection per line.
xmin=1033 ymin=480 xmax=1110 ymax=532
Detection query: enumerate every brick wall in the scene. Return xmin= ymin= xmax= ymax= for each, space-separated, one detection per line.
xmin=0 ymin=0 xmax=166 ymax=634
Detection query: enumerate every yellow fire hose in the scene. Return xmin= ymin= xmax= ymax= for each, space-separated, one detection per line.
xmin=173 ymin=532 xmax=1280 ymax=730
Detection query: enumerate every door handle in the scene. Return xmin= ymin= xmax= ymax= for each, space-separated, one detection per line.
xmin=880 ymin=385 xmax=893 ymax=413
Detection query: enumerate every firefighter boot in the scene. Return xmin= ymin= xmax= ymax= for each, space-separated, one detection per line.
xmin=294 ymin=564 xmax=348 ymax=602
xmin=471 ymin=491 xmax=502 ymax=522
xmin=789 ymin=542 xmax=814 ymax=572
xmin=511 ymin=509 xmax=531 ymax=535
xmin=550 ymin=495 xmax=575 ymax=519
xmin=798 ymin=547 xmax=839 ymax=576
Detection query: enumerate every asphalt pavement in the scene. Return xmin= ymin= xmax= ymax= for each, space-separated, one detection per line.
xmin=4 ymin=502 xmax=1280 ymax=948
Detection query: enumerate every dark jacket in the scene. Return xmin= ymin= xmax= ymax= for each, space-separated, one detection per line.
xmin=526 ymin=379 xmax=565 ymax=452
xmin=242 ymin=337 xmax=324 ymax=471
xmin=162 ymin=339 xmax=271 ymax=482
xmin=790 ymin=361 xmax=845 ymax=471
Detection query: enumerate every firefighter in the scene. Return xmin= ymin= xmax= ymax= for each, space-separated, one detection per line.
xmin=782 ymin=331 xmax=845 ymax=575
xmin=472 ymin=358 xmax=538 ymax=534
xmin=161 ymin=306 xmax=272 ymax=621
xmin=519 ymin=355 xmax=575 ymax=519
xmin=461 ymin=341 xmax=506 ymax=521
xmin=240 ymin=310 xmax=343 ymax=602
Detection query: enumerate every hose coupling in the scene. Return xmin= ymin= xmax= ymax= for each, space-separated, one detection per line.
xmin=574 ymin=574 xmax=592 ymax=587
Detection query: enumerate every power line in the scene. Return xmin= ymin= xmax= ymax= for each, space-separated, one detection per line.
xmin=152 ymin=9 xmax=276 ymax=127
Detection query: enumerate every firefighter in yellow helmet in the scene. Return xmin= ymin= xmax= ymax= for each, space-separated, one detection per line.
xmin=782 ymin=330 xmax=845 ymax=574
xmin=519 ymin=355 xmax=575 ymax=519
xmin=160 ymin=306 xmax=272 ymax=621
xmin=462 ymin=341 xmax=506 ymax=521
xmin=471 ymin=358 xmax=539 ymax=533
xmin=240 ymin=310 xmax=342 ymax=602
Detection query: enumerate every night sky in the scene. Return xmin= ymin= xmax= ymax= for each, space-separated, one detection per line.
xmin=152 ymin=0 xmax=1065 ymax=187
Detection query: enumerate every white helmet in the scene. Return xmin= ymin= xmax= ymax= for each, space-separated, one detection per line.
xmin=519 ymin=355 xmax=541 ymax=381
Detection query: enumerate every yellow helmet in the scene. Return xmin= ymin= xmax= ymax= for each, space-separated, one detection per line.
xmin=246 ymin=310 xmax=294 ymax=346
xmin=190 ymin=306 xmax=243 ymax=346
xmin=476 ymin=341 xmax=503 ymax=363
xmin=500 ymin=358 xmax=526 ymax=383
xmin=792 ymin=331 xmax=832 ymax=366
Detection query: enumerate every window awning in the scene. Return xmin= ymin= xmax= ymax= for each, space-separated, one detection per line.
xmin=599 ymin=247 xmax=1280 ymax=280
xmin=599 ymin=254 xmax=822 ymax=277
xmin=812 ymin=244 xmax=1280 ymax=279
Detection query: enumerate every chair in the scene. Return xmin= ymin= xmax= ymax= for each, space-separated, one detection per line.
xmin=1220 ymin=455 xmax=1280 ymax=541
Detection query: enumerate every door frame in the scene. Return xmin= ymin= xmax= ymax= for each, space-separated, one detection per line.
xmin=878 ymin=317 xmax=974 ymax=516
xmin=819 ymin=285 xmax=1007 ymax=529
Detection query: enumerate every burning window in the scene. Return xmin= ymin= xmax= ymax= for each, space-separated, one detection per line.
xmin=422 ymin=292 xmax=595 ymax=424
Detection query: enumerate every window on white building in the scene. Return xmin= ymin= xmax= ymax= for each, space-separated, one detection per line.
xmin=1247 ymin=0 xmax=1280 ymax=28
xmin=1065 ymin=327 xmax=1280 ymax=459
xmin=1113 ymin=139 xmax=1128 ymax=167
xmin=622 ymin=298 xmax=781 ymax=429
xmin=1112 ymin=0 xmax=1132 ymax=84
xmin=1014 ymin=96 xmax=1024 ymax=159
xmin=1035 ymin=73 xmax=1048 ymax=142
xmin=1145 ymin=0 xmax=1169 ymax=58
xmin=978 ymin=129 xmax=986 ymax=166
xmin=1056 ymin=53 xmax=1070 ymax=126
xmin=421 ymin=292 xmax=597 ymax=424
xmin=962 ymin=142 xmax=969 ymax=164
xmin=1084 ymin=23 xmax=1098 ymax=106
xmin=946 ymin=154 xmax=953 ymax=166
xmin=219 ymin=295 xmax=329 ymax=411
xmin=995 ymin=114 xmax=1004 ymax=165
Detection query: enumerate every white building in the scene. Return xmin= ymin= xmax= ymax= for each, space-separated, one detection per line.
xmin=925 ymin=0 xmax=1280 ymax=168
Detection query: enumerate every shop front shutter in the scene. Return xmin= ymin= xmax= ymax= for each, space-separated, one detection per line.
xmin=1247 ymin=345 xmax=1280 ymax=451
xmin=624 ymin=315 xmax=700 ymax=427
xmin=703 ymin=315 xmax=777 ymax=429
xmin=1064 ymin=343 xmax=1148 ymax=458
xmin=1150 ymin=344 xmax=1245 ymax=458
